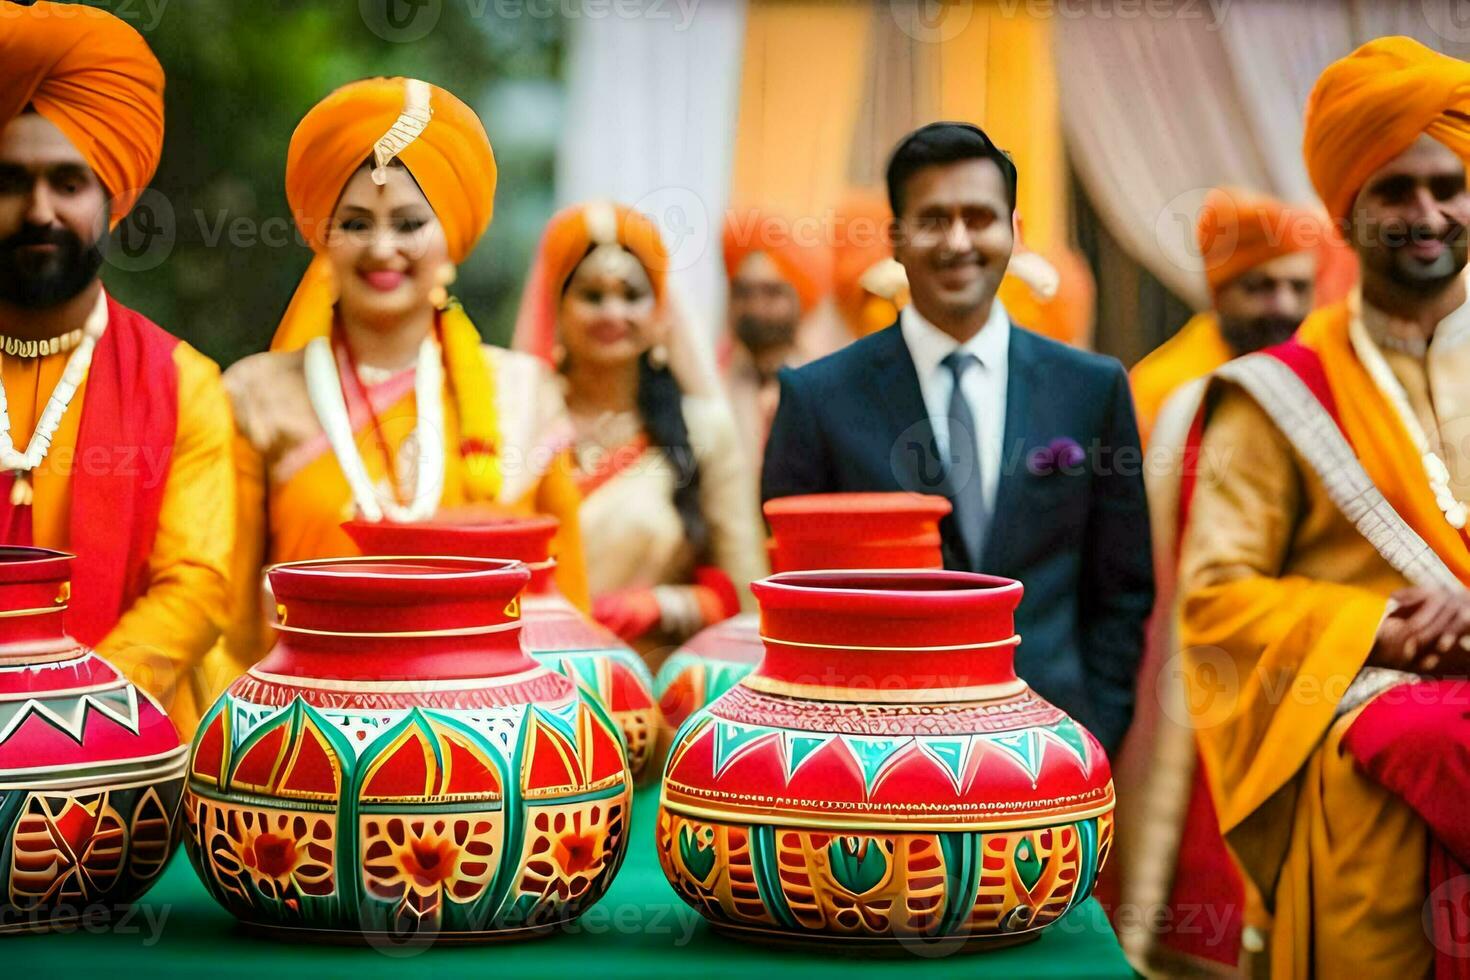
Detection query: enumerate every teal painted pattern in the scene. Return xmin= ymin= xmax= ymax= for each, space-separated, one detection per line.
xmin=184 ymin=683 xmax=632 ymax=940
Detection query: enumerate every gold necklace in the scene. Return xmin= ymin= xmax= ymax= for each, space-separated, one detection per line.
xmin=0 ymin=328 xmax=86 ymax=359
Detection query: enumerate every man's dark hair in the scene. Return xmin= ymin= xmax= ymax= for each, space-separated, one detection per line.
xmin=885 ymin=121 xmax=1017 ymax=218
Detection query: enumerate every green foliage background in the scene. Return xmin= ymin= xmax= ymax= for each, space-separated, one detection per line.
xmin=91 ymin=0 xmax=565 ymax=367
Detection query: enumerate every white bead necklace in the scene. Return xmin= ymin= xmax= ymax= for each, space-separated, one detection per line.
xmin=0 ymin=290 xmax=109 ymax=507
xmin=1347 ymin=311 xmax=1469 ymax=530
xmin=303 ymin=334 xmax=445 ymax=523
xmin=0 ymin=327 xmax=86 ymax=359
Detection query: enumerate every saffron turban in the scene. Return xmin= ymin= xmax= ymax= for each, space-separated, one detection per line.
xmin=722 ymin=208 xmax=832 ymax=315
xmin=284 ymin=77 xmax=497 ymax=265
xmin=540 ymin=202 xmax=670 ymax=304
xmin=0 ymin=0 xmax=165 ymax=227
xmin=513 ymin=201 xmax=670 ymax=366
xmin=830 ymin=191 xmax=906 ymax=338
xmin=272 ymin=77 xmax=497 ymax=353
xmin=513 ymin=201 xmax=719 ymax=397
xmin=1303 ymin=36 xmax=1470 ymax=225
xmin=1196 ymin=187 xmax=1323 ymax=296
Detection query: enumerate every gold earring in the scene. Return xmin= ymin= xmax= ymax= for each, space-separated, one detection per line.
xmin=430 ymin=262 xmax=457 ymax=310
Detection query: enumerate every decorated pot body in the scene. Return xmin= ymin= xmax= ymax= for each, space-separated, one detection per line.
xmin=657 ymin=569 xmax=1114 ymax=950
xmin=0 ymin=547 xmax=186 ymax=934
xmin=521 ymin=596 xmax=659 ymax=781
xmin=656 ymin=493 xmax=950 ymax=744
xmin=185 ymin=556 xmax=632 ymax=942
xmin=343 ymin=518 xmax=661 ymax=781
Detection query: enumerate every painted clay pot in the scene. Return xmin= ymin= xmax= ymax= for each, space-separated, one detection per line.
xmin=343 ymin=517 xmax=662 ymax=782
xmin=655 ymin=493 xmax=950 ymax=742
xmin=185 ymin=556 xmax=632 ymax=942
xmin=0 ymin=547 xmax=186 ymax=934
xmin=657 ymin=569 xmax=1114 ymax=950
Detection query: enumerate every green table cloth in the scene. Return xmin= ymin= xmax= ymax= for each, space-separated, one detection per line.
xmin=9 ymin=788 xmax=1132 ymax=978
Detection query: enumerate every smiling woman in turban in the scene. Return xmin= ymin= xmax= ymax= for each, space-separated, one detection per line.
xmin=212 ymin=77 xmax=588 ymax=690
xmin=513 ymin=202 xmax=764 ymax=661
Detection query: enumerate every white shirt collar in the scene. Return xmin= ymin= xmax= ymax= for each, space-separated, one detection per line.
xmin=900 ymin=298 xmax=1011 ymax=379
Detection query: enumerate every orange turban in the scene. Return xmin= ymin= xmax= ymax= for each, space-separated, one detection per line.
xmin=272 ymin=77 xmax=497 ymax=353
xmin=830 ymin=191 xmax=905 ymax=337
xmin=543 ymin=202 xmax=670 ymax=303
xmin=513 ymin=201 xmax=719 ymax=397
xmin=284 ymin=77 xmax=496 ymax=265
xmin=513 ymin=201 xmax=669 ymax=365
xmin=722 ymin=208 xmax=832 ymax=315
xmin=1304 ymin=36 xmax=1470 ymax=226
xmin=0 ymin=0 xmax=164 ymax=228
xmin=1196 ymin=187 xmax=1324 ymax=296
xmin=998 ymin=245 xmax=1096 ymax=346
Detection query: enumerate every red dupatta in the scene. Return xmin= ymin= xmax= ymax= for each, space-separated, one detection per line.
xmin=0 ymin=293 xmax=179 ymax=646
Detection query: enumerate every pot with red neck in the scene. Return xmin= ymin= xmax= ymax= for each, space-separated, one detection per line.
xmin=655 ymin=492 xmax=951 ymax=748
xmin=0 ymin=546 xmax=187 ymax=934
xmin=656 ymin=568 xmax=1114 ymax=949
xmin=184 ymin=555 xmax=633 ymax=941
xmin=343 ymin=516 xmax=662 ymax=781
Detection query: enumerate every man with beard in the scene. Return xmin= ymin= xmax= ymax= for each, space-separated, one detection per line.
xmin=720 ymin=208 xmax=833 ymax=459
xmin=1130 ymin=187 xmax=1323 ymax=447
xmin=762 ymin=121 xmax=1153 ymax=757
xmin=0 ymin=2 xmax=234 ymax=731
xmin=1177 ymin=37 xmax=1470 ymax=975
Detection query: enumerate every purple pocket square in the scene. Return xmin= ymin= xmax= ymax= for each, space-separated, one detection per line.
xmin=1027 ymin=437 xmax=1085 ymax=475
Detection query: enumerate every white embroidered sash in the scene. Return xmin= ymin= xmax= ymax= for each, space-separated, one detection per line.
xmin=1215 ymin=353 xmax=1450 ymax=711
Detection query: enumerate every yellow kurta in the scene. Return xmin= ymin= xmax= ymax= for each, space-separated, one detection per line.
xmin=1129 ymin=311 xmax=1233 ymax=447
xmin=1180 ymin=290 xmax=1470 ymax=976
xmin=207 ymin=344 xmax=587 ymax=713
xmin=4 ymin=342 xmax=235 ymax=730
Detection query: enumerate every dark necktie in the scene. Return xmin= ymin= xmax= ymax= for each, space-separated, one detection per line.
xmin=941 ymin=351 xmax=985 ymax=570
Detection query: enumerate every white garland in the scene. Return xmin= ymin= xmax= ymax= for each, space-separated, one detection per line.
xmin=0 ymin=290 xmax=109 ymax=504
xmin=303 ymin=334 xmax=445 ymax=523
xmin=1347 ymin=312 xmax=1469 ymax=529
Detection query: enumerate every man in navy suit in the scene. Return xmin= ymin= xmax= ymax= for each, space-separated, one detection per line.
xmin=761 ymin=122 xmax=1153 ymax=755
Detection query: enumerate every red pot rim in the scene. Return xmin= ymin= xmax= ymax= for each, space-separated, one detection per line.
xmin=341 ymin=517 xmax=559 ymax=563
xmin=763 ymin=492 xmax=951 ymax=521
xmin=0 ymin=546 xmax=72 ymax=585
xmin=751 ymin=568 xmax=1022 ymax=617
xmin=268 ymin=555 xmax=530 ymax=605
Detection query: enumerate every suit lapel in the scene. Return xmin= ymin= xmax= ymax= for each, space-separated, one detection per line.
xmin=865 ymin=325 xmax=950 ymax=498
xmin=866 ymin=322 xmax=972 ymax=567
xmin=982 ymin=323 xmax=1037 ymax=571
